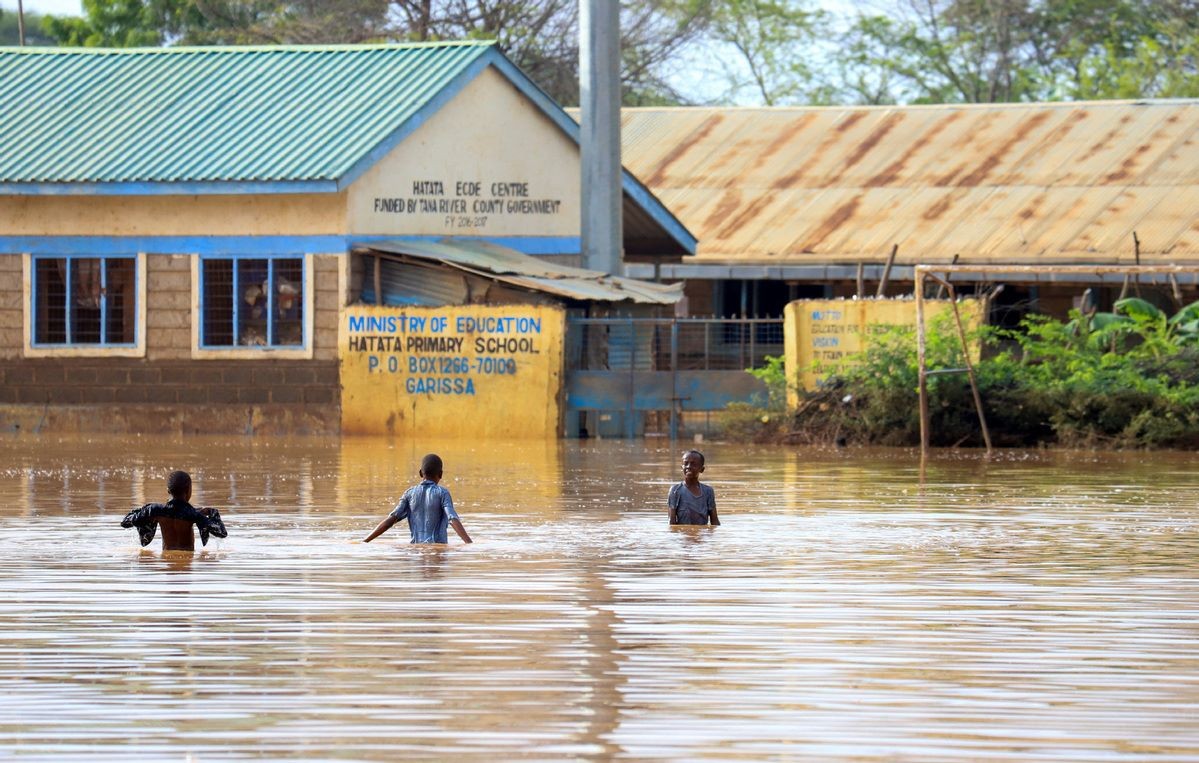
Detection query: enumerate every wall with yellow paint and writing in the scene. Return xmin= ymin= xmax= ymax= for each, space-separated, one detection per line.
xmin=784 ymin=298 xmax=982 ymax=405
xmin=340 ymin=304 xmax=565 ymax=438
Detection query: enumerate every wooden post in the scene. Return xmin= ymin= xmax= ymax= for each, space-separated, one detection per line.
xmin=915 ymin=269 xmax=929 ymax=458
xmin=876 ymin=244 xmax=898 ymax=298
xmin=855 ymin=262 xmax=864 ymax=299
xmin=1133 ymin=231 xmax=1142 ymax=297
xmin=935 ymin=254 xmax=959 ymax=299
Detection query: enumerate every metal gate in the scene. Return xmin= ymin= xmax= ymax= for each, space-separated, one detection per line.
xmin=564 ymin=317 xmax=782 ymax=438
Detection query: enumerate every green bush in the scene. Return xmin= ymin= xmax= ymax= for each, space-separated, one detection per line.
xmin=775 ymin=301 xmax=1199 ymax=449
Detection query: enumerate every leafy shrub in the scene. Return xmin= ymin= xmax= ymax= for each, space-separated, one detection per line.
xmin=772 ymin=300 xmax=1199 ymax=450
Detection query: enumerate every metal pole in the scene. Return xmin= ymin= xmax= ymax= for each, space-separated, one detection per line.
xmin=916 ymin=270 xmax=929 ymax=458
xmin=926 ymin=273 xmax=993 ymax=455
xmin=17 ymin=0 xmax=26 ymax=46
xmin=703 ymin=321 xmax=709 ymax=370
xmin=670 ymin=320 xmax=678 ymax=440
xmin=749 ymin=318 xmax=756 ymax=368
xmin=373 ymin=255 xmax=382 ymax=305
xmin=580 ymin=0 xmax=622 ymax=275
xmin=626 ymin=317 xmax=635 ymax=440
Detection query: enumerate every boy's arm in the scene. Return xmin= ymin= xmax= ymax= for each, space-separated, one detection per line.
xmin=363 ymin=515 xmax=397 ymax=543
xmin=442 ymin=490 xmax=471 ymax=543
xmin=450 ymin=517 xmax=472 ymax=544
xmin=709 ymin=506 xmax=721 ymax=526
xmin=708 ymin=488 xmax=720 ymax=526
xmin=667 ymin=484 xmax=679 ymax=524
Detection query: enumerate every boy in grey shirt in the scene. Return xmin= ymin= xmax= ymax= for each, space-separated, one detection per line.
xmin=363 ymin=454 xmax=473 ymax=544
xmin=668 ymin=450 xmax=720 ymax=526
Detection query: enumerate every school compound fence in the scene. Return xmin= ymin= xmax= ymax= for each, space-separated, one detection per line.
xmin=564 ymin=317 xmax=784 ymax=438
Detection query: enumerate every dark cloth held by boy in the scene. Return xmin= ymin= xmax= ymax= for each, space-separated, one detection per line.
xmin=121 ymin=470 xmax=227 ymax=551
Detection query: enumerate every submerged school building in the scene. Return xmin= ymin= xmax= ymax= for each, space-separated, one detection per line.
xmin=616 ymin=101 xmax=1199 ymax=322
xmin=0 ymin=43 xmax=694 ymax=436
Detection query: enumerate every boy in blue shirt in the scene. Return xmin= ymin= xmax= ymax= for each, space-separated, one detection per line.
xmin=363 ymin=454 xmax=472 ymax=544
xmin=668 ymin=450 xmax=720 ymax=526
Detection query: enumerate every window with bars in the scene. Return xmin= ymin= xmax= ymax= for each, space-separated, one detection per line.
xmin=200 ymin=257 xmax=305 ymax=348
xmin=31 ymin=256 xmax=138 ymax=347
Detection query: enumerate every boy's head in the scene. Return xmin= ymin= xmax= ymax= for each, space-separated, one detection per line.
xmin=167 ymin=470 xmax=192 ymax=500
xmin=681 ymin=450 xmax=705 ymax=480
xmin=419 ymin=453 xmax=444 ymax=482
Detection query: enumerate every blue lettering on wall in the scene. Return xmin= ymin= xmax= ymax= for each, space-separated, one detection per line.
xmin=348 ymin=315 xmax=399 ymax=333
xmin=405 ymin=377 xmax=477 ymax=395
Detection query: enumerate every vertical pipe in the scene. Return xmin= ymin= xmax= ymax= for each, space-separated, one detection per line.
xmin=99 ymin=257 xmax=108 ymax=344
xmin=65 ymin=258 xmax=73 ymax=344
xmin=232 ymin=260 xmax=240 ymax=347
xmin=739 ymin=282 xmax=748 ymax=368
xmin=17 ymin=0 xmax=26 ymax=46
xmin=373 ymin=255 xmax=382 ymax=305
xmin=703 ymin=321 xmax=710 ymax=371
xmin=749 ymin=318 xmax=756 ymax=368
xmin=266 ymin=260 xmax=275 ymax=346
xmin=626 ymin=317 xmax=635 ymax=440
xmin=30 ymin=257 xmax=37 ymax=346
xmin=580 ymin=0 xmax=622 ymax=275
xmin=670 ymin=319 xmax=678 ymax=440
xmin=915 ymin=269 xmax=929 ymax=458
xmin=855 ymin=262 xmax=864 ymax=298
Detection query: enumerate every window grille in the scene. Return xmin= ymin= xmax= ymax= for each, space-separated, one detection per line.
xmin=200 ymin=257 xmax=304 ymax=348
xmin=31 ymin=256 xmax=137 ymax=346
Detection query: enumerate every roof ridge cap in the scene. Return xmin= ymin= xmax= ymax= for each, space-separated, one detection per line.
xmin=0 ymin=41 xmax=497 ymax=55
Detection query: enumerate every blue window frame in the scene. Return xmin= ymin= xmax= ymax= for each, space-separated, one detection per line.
xmin=31 ymin=255 xmax=138 ymax=347
xmin=200 ymin=255 xmax=305 ymax=348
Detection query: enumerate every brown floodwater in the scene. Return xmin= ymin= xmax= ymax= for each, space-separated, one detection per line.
xmin=0 ymin=435 xmax=1196 ymax=760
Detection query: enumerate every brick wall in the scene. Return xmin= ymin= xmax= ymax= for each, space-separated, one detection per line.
xmin=0 ymin=255 xmax=22 ymax=359
xmin=0 ymin=252 xmax=344 ymax=434
xmin=313 ymin=254 xmax=339 ymax=361
xmin=0 ymin=359 xmax=338 ymax=406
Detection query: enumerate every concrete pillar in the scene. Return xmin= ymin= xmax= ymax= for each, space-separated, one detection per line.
xmin=580 ymin=0 xmax=622 ymax=275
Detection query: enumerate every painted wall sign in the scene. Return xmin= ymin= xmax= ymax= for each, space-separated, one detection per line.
xmin=347 ymin=68 xmax=580 ymax=238
xmin=784 ymin=298 xmax=981 ymax=402
xmin=340 ymin=304 xmax=565 ymax=437
xmin=368 ymin=178 xmax=564 ymax=232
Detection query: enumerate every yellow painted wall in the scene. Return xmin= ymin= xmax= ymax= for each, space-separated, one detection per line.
xmin=345 ymin=67 xmax=580 ymax=238
xmin=784 ymin=298 xmax=982 ymax=403
xmin=340 ymin=304 xmax=564 ymax=437
xmin=336 ymin=437 xmax=563 ymax=516
xmin=0 ymin=193 xmax=345 ymax=236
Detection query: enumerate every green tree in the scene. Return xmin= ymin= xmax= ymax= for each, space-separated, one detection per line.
xmin=1 ymin=7 xmax=56 ymax=45
xmin=705 ymin=0 xmax=828 ymax=105
xmin=839 ymin=0 xmax=1199 ymax=104
xmin=41 ymin=0 xmax=711 ymax=106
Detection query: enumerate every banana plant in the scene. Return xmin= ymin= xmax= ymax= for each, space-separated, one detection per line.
xmin=1065 ymin=298 xmax=1199 ymax=351
xmin=1167 ymin=301 xmax=1199 ymax=345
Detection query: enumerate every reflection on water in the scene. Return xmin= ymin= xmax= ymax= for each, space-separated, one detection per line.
xmin=1 ymin=436 xmax=1198 ymax=760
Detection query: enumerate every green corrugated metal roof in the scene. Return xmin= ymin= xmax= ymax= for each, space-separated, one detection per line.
xmin=0 ymin=43 xmax=493 ymax=185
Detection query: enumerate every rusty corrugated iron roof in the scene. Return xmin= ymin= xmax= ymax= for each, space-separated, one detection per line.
xmin=360 ymin=239 xmax=683 ymax=304
xmin=614 ymin=101 xmax=1199 ymax=265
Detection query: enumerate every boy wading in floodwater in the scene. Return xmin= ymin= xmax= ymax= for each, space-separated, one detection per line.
xmin=121 ymin=471 xmax=228 ymax=552
xmin=668 ymin=450 xmax=720 ymax=526
xmin=364 ymin=454 xmax=473 ymax=544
